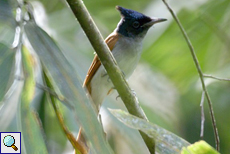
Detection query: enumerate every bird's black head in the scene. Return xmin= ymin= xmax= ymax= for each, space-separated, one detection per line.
xmin=115 ymin=6 xmax=166 ymax=38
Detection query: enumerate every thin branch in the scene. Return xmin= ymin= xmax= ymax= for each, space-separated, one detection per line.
xmin=65 ymin=0 xmax=155 ymax=153
xmin=204 ymin=74 xmax=230 ymax=81
xmin=200 ymin=91 xmax=205 ymax=138
xmin=162 ymin=0 xmax=220 ymax=151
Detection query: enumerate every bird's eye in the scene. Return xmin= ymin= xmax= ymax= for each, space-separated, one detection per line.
xmin=132 ymin=21 xmax=140 ymax=28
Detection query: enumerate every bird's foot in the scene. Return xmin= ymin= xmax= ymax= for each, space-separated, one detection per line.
xmin=116 ymin=95 xmax=120 ymax=100
xmin=101 ymin=73 xmax=107 ymax=77
xmin=101 ymin=73 xmax=111 ymax=83
xmin=122 ymin=71 xmax=126 ymax=77
xmin=131 ymin=89 xmax=137 ymax=96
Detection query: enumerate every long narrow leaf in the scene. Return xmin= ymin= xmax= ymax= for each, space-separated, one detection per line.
xmin=181 ymin=140 xmax=220 ymax=154
xmin=20 ymin=46 xmax=48 ymax=153
xmin=110 ymin=109 xmax=190 ymax=154
xmin=0 ymin=0 xmax=14 ymax=22
xmin=24 ymin=21 xmax=113 ymax=154
xmin=0 ymin=43 xmax=15 ymax=101
xmin=0 ymin=43 xmax=23 ymax=131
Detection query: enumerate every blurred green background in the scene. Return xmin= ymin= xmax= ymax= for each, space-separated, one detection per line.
xmin=0 ymin=0 xmax=230 ymax=153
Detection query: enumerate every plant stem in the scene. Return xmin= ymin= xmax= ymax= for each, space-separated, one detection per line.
xmin=65 ymin=0 xmax=155 ymax=153
xmin=200 ymin=91 xmax=205 ymax=138
xmin=162 ymin=0 xmax=219 ymax=151
xmin=204 ymin=74 xmax=230 ymax=81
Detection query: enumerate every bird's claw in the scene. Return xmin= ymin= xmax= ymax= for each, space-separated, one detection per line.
xmin=107 ymin=77 xmax=111 ymax=83
xmin=122 ymin=71 xmax=126 ymax=77
xmin=101 ymin=73 xmax=108 ymax=77
xmin=131 ymin=89 xmax=137 ymax=96
xmin=101 ymin=73 xmax=111 ymax=83
xmin=116 ymin=95 xmax=120 ymax=100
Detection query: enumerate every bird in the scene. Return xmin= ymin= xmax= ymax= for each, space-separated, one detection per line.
xmin=78 ymin=6 xmax=166 ymax=153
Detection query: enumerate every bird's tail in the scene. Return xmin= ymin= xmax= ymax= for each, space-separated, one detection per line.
xmin=76 ymin=76 xmax=109 ymax=153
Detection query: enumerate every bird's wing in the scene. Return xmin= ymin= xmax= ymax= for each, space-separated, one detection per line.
xmin=83 ymin=32 xmax=119 ymax=94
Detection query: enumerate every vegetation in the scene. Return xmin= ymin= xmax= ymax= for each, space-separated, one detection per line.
xmin=0 ymin=0 xmax=229 ymax=153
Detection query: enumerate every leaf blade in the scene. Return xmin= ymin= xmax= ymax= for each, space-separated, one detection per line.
xmin=0 ymin=43 xmax=23 ymax=131
xmin=181 ymin=140 xmax=220 ymax=154
xmin=0 ymin=43 xmax=15 ymax=101
xmin=20 ymin=46 xmax=48 ymax=154
xmin=110 ymin=109 xmax=190 ymax=154
xmin=24 ymin=21 xmax=113 ymax=154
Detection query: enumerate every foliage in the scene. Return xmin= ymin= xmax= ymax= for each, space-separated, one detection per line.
xmin=181 ymin=140 xmax=220 ymax=154
xmin=0 ymin=0 xmax=229 ymax=153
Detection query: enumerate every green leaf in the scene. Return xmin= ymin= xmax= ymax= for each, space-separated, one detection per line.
xmin=0 ymin=0 xmax=15 ymax=44
xmin=0 ymin=43 xmax=22 ymax=131
xmin=20 ymin=46 xmax=48 ymax=153
xmin=109 ymin=109 xmax=190 ymax=154
xmin=0 ymin=0 xmax=14 ymax=22
xmin=0 ymin=43 xmax=15 ymax=101
xmin=181 ymin=140 xmax=220 ymax=154
xmin=24 ymin=21 xmax=113 ymax=154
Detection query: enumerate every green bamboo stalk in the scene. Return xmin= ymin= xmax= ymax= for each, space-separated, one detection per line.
xmin=65 ymin=0 xmax=155 ymax=153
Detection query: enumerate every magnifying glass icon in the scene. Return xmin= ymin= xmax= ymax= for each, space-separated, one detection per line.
xmin=3 ymin=135 xmax=18 ymax=151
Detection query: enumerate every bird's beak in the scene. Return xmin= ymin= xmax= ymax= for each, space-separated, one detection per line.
xmin=143 ymin=18 xmax=167 ymax=27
